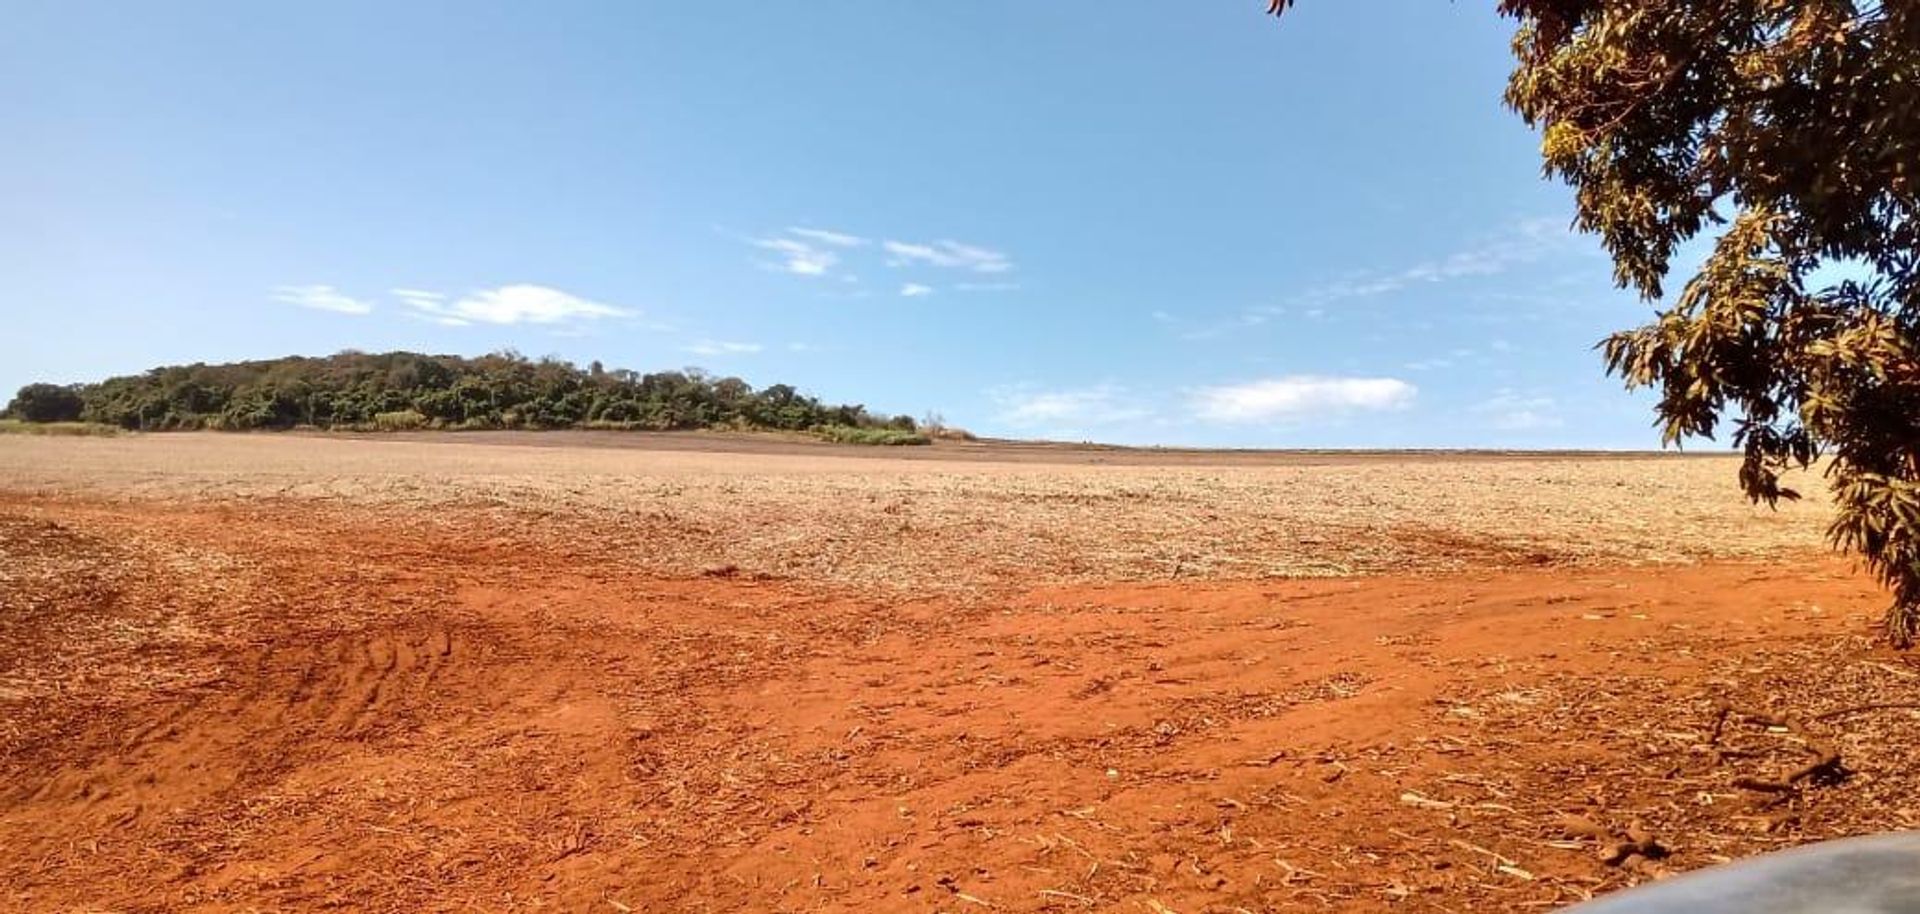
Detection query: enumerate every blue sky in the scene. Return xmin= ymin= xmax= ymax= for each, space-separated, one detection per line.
xmin=3 ymin=1 xmax=1686 ymax=448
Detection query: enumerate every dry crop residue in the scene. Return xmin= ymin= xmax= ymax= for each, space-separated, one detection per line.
xmin=0 ymin=434 xmax=1833 ymax=594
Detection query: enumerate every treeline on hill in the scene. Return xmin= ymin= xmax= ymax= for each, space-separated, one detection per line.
xmin=3 ymin=350 xmax=937 ymax=444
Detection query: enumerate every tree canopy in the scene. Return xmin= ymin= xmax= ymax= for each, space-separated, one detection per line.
xmin=1273 ymin=2 xmax=1919 ymax=644
xmin=4 ymin=383 xmax=86 ymax=423
xmin=6 ymin=351 xmax=918 ymax=437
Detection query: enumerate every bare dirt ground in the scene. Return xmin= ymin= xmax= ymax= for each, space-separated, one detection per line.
xmin=3 ymin=433 xmax=1917 ymax=913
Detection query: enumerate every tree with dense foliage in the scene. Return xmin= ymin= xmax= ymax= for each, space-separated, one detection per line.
xmin=4 ymin=383 xmax=86 ymax=423
xmin=10 ymin=351 xmax=919 ymax=440
xmin=1271 ymin=1 xmax=1920 ymax=645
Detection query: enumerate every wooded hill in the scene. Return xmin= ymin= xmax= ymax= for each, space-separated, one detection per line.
xmin=4 ymin=350 xmax=922 ymax=437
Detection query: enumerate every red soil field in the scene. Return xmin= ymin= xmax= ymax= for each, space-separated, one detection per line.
xmin=3 ymin=435 xmax=1916 ymax=913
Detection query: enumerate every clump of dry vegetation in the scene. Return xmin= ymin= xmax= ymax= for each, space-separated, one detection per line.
xmin=920 ymin=412 xmax=979 ymax=441
xmin=810 ymin=424 xmax=930 ymax=446
xmin=0 ymin=419 xmax=122 ymax=437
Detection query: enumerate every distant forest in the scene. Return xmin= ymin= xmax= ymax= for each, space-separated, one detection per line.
xmin=3 ymin=350 xmax=927 ymax=438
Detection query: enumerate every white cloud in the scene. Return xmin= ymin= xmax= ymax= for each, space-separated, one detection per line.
xmin=787 ymin=226 xmax=867 ymax=248
xmin=273 ymin=284 xmax=373 ymax=315
xmin=685 ymin=340 xmax=764 ymax=356
xmin=992 ymin=383 xmax=1149 ymax=429
xmin=746 ymin=228 xmax=1016 ymax=280
xmin=900 ymin=282 xmax=934 ymax=298
xmin=954 ymin=281 xmax=1021 ymax=292
xmin=1191 ymin=376 xmax=1416 ymax=423
xmin=754 ymin=237 xmax=838 ymax=276
xmin=746 ymin=226 xmax=871 ymax=277
xmin=391 ymin=288 xmax=447 ymax=319
xmin=398 ymin=284 xmax=630 ymax=326
xmin=883 ymin=239 xmax=1013 ymax=274
xmin=1473 ymin=390 xmax=1564 ymax=430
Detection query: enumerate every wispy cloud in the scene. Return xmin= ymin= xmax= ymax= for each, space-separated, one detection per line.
xmin=745 ymin=226 xmax=870 ymax=277
xmin=1288 ymin=216 xmax=1573 ymax=310
xmin=1191 ymin=376 xmax=1416 ymax=423
xmin=900 ymin=282 xmax=934 ymax=298
xmin=685 ymin=339 xmax=764 ymax=356
xmin=397 ymin=284 xmax=630 ymax=327
xmin=391 ymin=288 xmax=445 ymax=314
xmin=1174 ymin=216 xmax=1580 ymax=341
xmin=787 ymin=226 xmax=867 ymax=248
xmin=991 ymin=383 xmax=1149 ymax=430
xmin=1473 ymin=389 xmax=1563 ymax=430
xmin=954 ymin=281 xmax=1021 ymax=293
xmin=753 ymin=236 xmax=839 ymax=276
xmin=883 ymin=239 xmax=1013 ymax=274
xmin=273 ymin=284 xmax=373 ymax=315
xmin=1403 ymin=347 xmax=1481 ymax=372
xmin=743 ymin=227 xmax=1017 ymax=281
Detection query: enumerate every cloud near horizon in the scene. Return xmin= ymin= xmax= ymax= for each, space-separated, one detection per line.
xmin=273 ymin=284 xmax=373 ymax=315
xmin=395 ymin=284 xmax=630 ymax=327
xmin=1473 ymin=389 xmax=1564 ymax=431
xmin=1191 ymin=376 xmax=1416 ymax=423
xmin=991 ymin=383 xmax=1148 ymax=430
xmin=685 ymin=339 xmax=764 ymax=356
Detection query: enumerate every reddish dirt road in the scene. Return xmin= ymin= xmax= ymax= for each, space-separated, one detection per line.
xmin=4 ymin=493 xmax=1917 ymax=913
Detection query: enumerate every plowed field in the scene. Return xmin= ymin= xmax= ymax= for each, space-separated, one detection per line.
xmin=3 ymin=433 xmax=1916 ymax=912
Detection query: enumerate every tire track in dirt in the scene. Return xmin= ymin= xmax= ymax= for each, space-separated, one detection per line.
xmin=0 ymin=497 xmax=916 ymax=911
xmin=22 ymin=625 xmax=468 ymax=819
